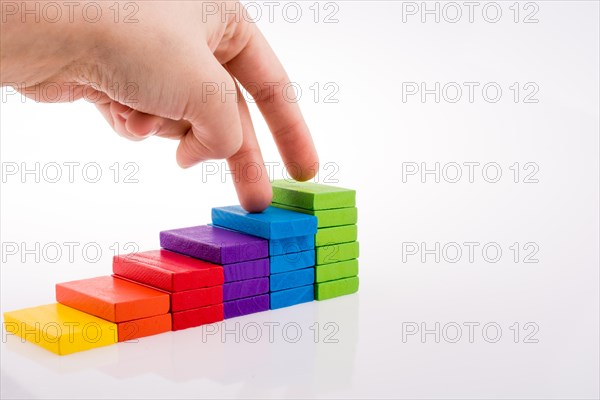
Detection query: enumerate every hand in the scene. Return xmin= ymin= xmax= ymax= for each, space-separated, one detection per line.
xmin=0 ymin=0 xmax=318 ymax=211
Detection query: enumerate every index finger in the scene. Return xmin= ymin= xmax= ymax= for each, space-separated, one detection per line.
xmin=225 ymin=24 xmax=319 ymax=181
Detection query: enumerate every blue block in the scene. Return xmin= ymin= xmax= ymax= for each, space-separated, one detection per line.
xmin=212 ymin=205 xmax=318 ymax=239
xmin=270 ymin=250 xmax=315 ymax=274
xmin=269 ymin=235 xmax=315 ymax=256
xmin=270 ymin=268 xmax=315 ymax=292
xmin=270 ymin=285 xmax=314 ymax=309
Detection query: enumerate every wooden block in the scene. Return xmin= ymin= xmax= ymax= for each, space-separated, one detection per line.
xmin=224 ymin=294 xmax=270 ymax=319
xmin=270 ymin=285 xmax=314 ymax=309
xmin=315 ymin=225 xmax=357 ymax=247
xmin=269 ymin=234 xmax=315 ymax=256
xmin=270 ymin=249 xmax=315 ymax=274
xmin=316 ymin=242 xmax=359 ymax=265
xmin=212 ymin=205 xmax=317 ymax=239
xmin=271 ymin=180 xmax=355 ymax=210
xmin=171 ymin=303 xmax=224 ymax=331
xmin=113 ymin=274 xmax=222 ymax=312
xmin=56 ymin=276 xmax=170 ymax=323
xmin=272 ymin=204 xmax=358 ymax=228
xmin=315 ymin=259 xmax=359 ymax=283
xmin=160 ymin=225 xmax=268 ymax=264
xmin=315 ymin=277 xmax=359 ymax=301
xmin=223 ymin=277 xmax=269 ymax=301
xmin=270 ymin=268 xmax=315 ymax=292
xmin=113 ymin=249 xmax=223 ymax=292
xmin=3 ymin=303 xmax=117 ymax=355
xmin=171 ymin=286 xmax=222 ymax=311
xmin=118 ymin=314 xmax=171 ymax=342
xmin=222 ymin=258 xmax=269 ymax=282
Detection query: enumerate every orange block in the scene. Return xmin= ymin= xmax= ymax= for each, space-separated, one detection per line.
xmin=56 ymin=276 xmax=170 ymax=322
xmin=118 ymin=314 xmax=172 ymax=342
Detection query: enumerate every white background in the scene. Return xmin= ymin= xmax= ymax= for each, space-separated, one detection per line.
xmin=1 ymin=1 xmax=599 ymax=398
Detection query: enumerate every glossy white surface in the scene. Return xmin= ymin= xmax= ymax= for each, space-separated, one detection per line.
xmin=1 ymin=1 xmax=598 ymax=398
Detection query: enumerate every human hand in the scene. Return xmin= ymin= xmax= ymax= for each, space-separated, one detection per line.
xmin=0 ymin=0 xmax=318 ymax=211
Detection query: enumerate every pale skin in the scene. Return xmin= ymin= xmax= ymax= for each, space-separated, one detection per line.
xmin=0 ymin=0 xmax=318 ymax=211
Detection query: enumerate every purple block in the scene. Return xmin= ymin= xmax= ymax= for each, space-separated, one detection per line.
xmin=224 ymin=294 xmax=270 ymax=319
xmin=223 ymin=277 xmax=269 ymax=301
xmin=160 ymin=225 xmax=268 ymax=264
xmin=223 ymin=258 xmax=269 ymax=283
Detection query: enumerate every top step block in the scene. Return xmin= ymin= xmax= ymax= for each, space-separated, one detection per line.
xmin=271 ymin=180 xmax=356 ymax=210
xmin=212 ymin=206 xmax=318 ymax=240
xmin=113 ymin=249 xmax=224 ymax=292
xmin=160 ymin=225 xmax=268 ymax=265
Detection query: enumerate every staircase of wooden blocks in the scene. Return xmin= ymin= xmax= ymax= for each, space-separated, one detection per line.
xmin=2 ymin=180 xmax=358 ymax=355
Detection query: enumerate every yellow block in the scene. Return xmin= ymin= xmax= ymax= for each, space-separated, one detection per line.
xmin=3 ymin=303 xmax=118 ymax=355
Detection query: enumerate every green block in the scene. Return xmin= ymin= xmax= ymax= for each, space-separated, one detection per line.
xmin=316 ymin=276 xmax=359 ymax=300
xmin=315 ymin=225 xmax=357 ymax=247
xmin=272 ymin=204 xmax=358 ymax=228
xmin=316 ymin=241 xmax=359 ymax=265
xmin=271 ymin=180 xmax=355 ymax=210
xmin=315 ymin=259 xmax=359 ymax=283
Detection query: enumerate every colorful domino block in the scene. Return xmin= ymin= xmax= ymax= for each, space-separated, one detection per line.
xmin=222 ymin=258 xmax=269 ymax=282
xmin=224 ymin=294 xmax=270 ymax=319
xmin=271 ymin=180 xmax=356 ymax=210
xmin=315 ymin=277 xmax=359 ymax=300
xmin=171 ymin=303 xmax=224 ymax=331
xmin=160 ymin=225 xmax=268 ymax=264
xmin=169 ymin=286 xmax=222 ymax=311
xmin=223 ymin=277 xmax=269 ymax=301
xmin=270 ymin=249 xmax=315 ymax=274
xmin=314 ymin=225 xmax=358 ymax=247
xmin=269 ymin=234 xmax=315 ymax=256
xmin=56 ymin=276 xmax=170 ymax=322
xmin=212 ymin=205 xmax=317 ymax=239
xmin=3 ymin=303 xmax=117 ymax=355
xmin=272 ymin=204 xmax=358 ymax=228
xmin=117 ymin=314 xmax=171 ymax=342
xmin=270 ymin=268 xmax=315 ymax=292
xmin=316 ymin=242 xmax=360 ymax=265
xmin=113 ymin=249 xmax=224 ymax=291
xmin=270 ymin=285 xmax=314 ymax=309
xmin=315 ymin=259 xmax=359 ymax=283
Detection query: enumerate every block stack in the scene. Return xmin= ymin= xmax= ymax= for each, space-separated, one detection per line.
xmin=159 ymin=225 xmax=270 ymax=319
xmin=271 ymin=180 xmax=360 ymax=300
xmin=211 ymin=205 xmax=318 ymax=309
xmin=112 ymin=249 xmax=224 ymax=331
xmin=2 ymin=180 xmax=358 ymax=355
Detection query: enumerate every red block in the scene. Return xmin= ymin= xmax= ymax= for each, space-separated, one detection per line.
xmin=171 ymin=286 xmax=222 ymax=312
xmin=172 ymin=303 xmax=224 ymax=331
xmin=113 ymin=249 xmax=224 ymax=292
